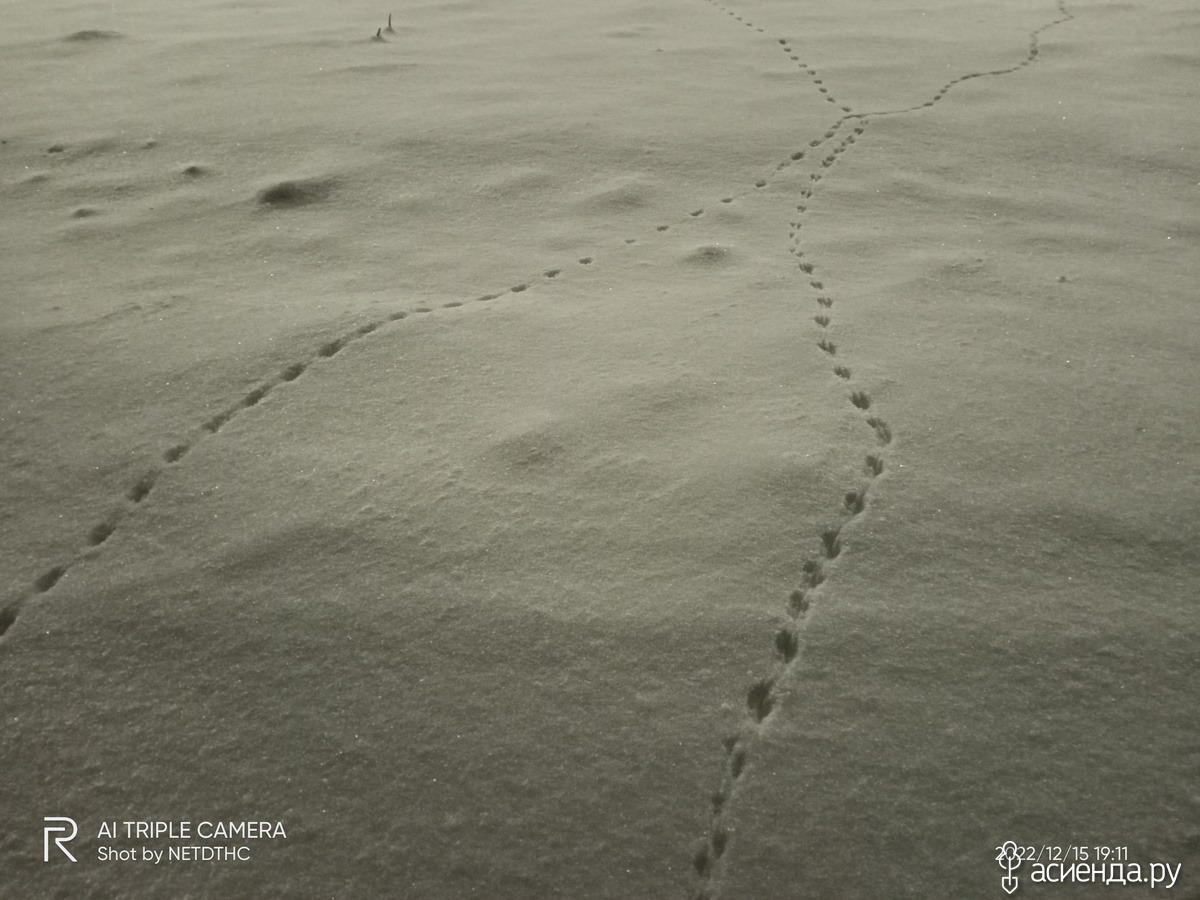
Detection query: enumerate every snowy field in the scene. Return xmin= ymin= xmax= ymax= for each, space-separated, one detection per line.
xmin=2 ymin=0 xmax=1197 ymax=897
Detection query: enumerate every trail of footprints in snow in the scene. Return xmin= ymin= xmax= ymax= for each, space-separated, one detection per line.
xmin=849 ymin=0 xmax=1074 ymax=118
xmin=706 ymin=0 xmax=854 ymax=116
xmin=691 ymin=119 xmax=891 ymax=900
xmin=689 ymin=1 xmax=1073 ymax=898
xmin=0 ymin=101 xmax=878 ymax=640
xmin=0 ymin=0 xmax=1075 ymax=879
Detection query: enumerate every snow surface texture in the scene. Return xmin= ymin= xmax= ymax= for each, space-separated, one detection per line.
xmin=1 ymin=0 xmax=1197 ymax=897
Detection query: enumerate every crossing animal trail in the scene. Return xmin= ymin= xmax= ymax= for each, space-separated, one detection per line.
xmin=685 ymin=0 xmax=1076 ymax=896
xmin=0 ymin=87 xmax=850 ymax=641
xmin=0 ymin=3 xmax=1080 ymax=896
xmin=0 ymin=6 xmax=918 ymax=646
xmin=0 ymin=112 xmax=816 ymax=641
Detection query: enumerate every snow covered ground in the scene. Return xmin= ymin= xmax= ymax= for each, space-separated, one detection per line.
xmin=2 ymin=0 xmax=1196 ymax=896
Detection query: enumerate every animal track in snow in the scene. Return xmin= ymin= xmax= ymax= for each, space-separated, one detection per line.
xmin=5 ymin=108 xmax=879 ymax=647
xmin=775 ymin=626 xmax=800 ymax=662
xmin=6 ymin=11 xmax=1078 ymax=900
xmin=688 ymin=0 xmax=1074 ymax=895
xmin=87 ymin=516 xmax=120 ymax=547
xmin=127 ymin=471 xmax=158 ymax=503
xmin=746 ymin=677 xmax=775 ymax=723
xmin=34 ymin=566 xmax=67 ymax=593
xmin=164 ymin=443 xmax=189 ymax=463
xmin=864 ymin=416 xmax=891 ymax=444
xmin=821 ymin=526 xmax=843 ymax=559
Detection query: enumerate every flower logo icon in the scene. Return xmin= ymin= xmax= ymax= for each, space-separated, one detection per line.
xmin=995 ymin=841 xmax=1024 ymax=894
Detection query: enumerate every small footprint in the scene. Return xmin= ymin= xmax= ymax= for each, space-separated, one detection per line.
xmin=730 ymin=746 xmax=747 ymax=779
xmin=747 ymin=677 xmax=775 ymax=722
xmin=35 ymin=566 xmax=67 ymax=593
xmin=821 ymin=526 xmax=842 ymax=558
xmin=844 ymin=489 xmax=866 ymax=515
xmin=578 ymin=257 xmax=592 ymax=265
xmin=88 ymin=518 xmax=118 ymax=547
xmin=775 ymin=626 xmax=799 ymax=662
xmin=711 ymin=788 xmax=728 ymax=815
xmin=711 ymin=825 xmax=729 ymax=859
xmin=203 ymin=411 xmax=231 ymax=433
xmin=281 ymin=361 xmax=307 ymax=381
xmin=866 ymin=417 xmax=892 ymax=444
xmin=242 ymin=386 xmax=269 ymax=408
xmin=127 ymin=472 xmax=157 ymax=503
xmin=850 ymin=390 xmax=871 ymax=410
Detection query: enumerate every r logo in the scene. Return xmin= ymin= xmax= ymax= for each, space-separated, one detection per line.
xmin=43 ymin=817 xmax=78 ymax=862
